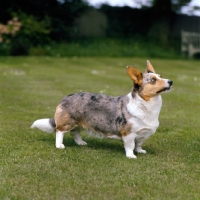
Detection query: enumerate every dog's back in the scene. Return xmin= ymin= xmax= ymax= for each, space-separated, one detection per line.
xmin=55 ymin=92 xmax=130 ymax=138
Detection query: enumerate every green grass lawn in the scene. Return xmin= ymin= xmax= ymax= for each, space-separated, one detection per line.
xmin=0 ymin=57 xmax=199 ymax=200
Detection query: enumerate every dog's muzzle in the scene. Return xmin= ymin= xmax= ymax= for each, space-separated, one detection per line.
xmin=156 ymin=80 xmax=173 ymax=93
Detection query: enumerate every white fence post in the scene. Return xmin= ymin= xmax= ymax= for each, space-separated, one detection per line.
xmin=181 ymin=30 xmax=200 ymax=58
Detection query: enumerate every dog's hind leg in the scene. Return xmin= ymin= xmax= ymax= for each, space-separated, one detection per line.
xmin=70 ymin=129 xmax=87 ymax=146
xmin=56 ymin=130 xmax=67 ymax=149
xmin=54 ymin=106 xmax=79 ymax=149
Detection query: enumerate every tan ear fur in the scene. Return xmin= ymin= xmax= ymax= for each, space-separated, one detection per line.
xmin=145 ymin=60 xmax=155 ymax=73
xmin=126 ymin=66 xmax=143 ymax=85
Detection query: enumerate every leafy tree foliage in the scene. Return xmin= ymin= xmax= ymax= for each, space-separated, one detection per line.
xmin=152 ymin=0 xmax=192 ymax=12
xmin=0 ymin=0 xmax=89 ymax=40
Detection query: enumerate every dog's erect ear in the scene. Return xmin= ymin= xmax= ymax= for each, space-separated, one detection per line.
xmin=145 ymin=60 xmax=155 ymax=73
xmin=126 ymin=66 xmax=143 ymax=86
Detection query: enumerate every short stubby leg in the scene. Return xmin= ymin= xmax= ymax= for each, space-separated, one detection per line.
xmin=70 ymin=131 xmax=87 ymax=145
xmin=135 ymin=137 xmax=146 ymax=154
xmin=56 ymin=131 xmax=65 ymax=149
xmin=135 ymin=147 xmax=147 ymax=154
xmin=122 ymin=133 xmax=137 ymax=158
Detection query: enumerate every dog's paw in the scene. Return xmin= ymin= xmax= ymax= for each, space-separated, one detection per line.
xmin=56 ymin=144 xmax=65 ymax=149
xmin=126 ymin=154 xmax=137 ymax=159
xmin=135 ymin=148 xmax=146 ymax=154
xmin=77 ymin=141 xmax=87 ymax=145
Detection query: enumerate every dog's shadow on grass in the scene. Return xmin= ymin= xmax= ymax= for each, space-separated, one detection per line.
xmin=40 ymin=135 xmax=156 ymax=156
xmin=84 ymin=138 xmax=123 ymax=152
xmin=39 ymin=135 xmax=124 ymax=153
xmin=66 ymin=137 xmax=124 ymax=154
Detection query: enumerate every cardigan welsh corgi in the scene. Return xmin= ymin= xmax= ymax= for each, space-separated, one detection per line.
xmin=31 ymin=60 xmax=173 ymax=158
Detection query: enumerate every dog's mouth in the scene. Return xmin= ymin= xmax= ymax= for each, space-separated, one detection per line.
xmin=156 ymin=86 xmax=171 ymax=94
xmin=156 ymin=80 xmax=173 ymax=94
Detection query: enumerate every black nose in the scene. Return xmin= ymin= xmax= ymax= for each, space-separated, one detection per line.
xmin=168 ymin=80 xmax=173 ymax=86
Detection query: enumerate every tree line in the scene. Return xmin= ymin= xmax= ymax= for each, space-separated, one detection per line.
xmin=0 ymin=0 xmax=195 ymax=55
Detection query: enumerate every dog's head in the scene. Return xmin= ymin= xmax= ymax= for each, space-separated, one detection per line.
xmin=127 ymin=60 xmax=173 ymax=101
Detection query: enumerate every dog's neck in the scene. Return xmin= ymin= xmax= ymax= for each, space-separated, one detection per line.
xmin=131 ymin=85 xmax=154 ymax=101
xmin=127 ymin=92 xmax=162 ymax=118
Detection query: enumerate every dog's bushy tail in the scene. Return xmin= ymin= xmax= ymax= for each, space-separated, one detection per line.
xmin=30 ymin=118 xmax=56 ymax=133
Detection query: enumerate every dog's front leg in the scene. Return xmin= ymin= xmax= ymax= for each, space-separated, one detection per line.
xmin=122 ymin=133 xmax=137 ymax=158
xmin=56 ymin=131 xmax=66 ymax=149
xmin=135 ymin=137 xmax=146 ymax=154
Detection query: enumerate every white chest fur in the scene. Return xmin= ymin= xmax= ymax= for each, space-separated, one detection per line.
xmin=126 ymin=93 xmax=162 ymax=135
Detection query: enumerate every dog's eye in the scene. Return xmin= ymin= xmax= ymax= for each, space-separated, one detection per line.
xmin=151 ymin=78 xmax=156 ymax=83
